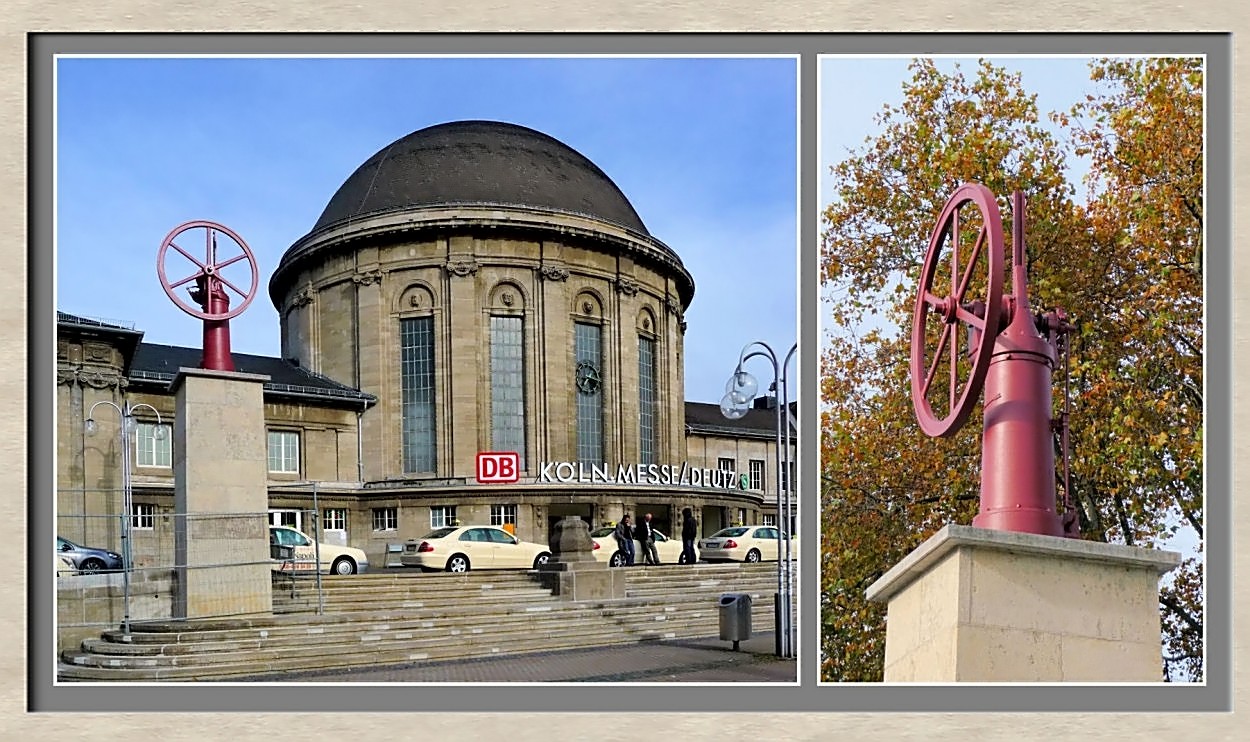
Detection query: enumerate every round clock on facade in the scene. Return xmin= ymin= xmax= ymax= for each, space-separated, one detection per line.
xmin=575 ymin=360 xmax=602 ymax=394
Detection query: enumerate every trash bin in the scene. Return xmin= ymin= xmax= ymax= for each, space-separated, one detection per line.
xmin=718 ymin=592 xmax=753 ymax=650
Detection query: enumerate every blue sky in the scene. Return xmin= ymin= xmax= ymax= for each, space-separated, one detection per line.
xmin=55 ymin=55 xmax=798 ymax=404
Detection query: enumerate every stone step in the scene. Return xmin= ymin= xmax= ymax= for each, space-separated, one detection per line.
xmin=58 ymin=560 xmax=788 ymax=681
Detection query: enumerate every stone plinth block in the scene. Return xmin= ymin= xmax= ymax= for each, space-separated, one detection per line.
xmin=172 ymin=368 xmax=273 ymax=620
xmin=866 ymin=524 xmax=1180 ymax=683
xmin=535 ymin=517 xmax=625 ymax=600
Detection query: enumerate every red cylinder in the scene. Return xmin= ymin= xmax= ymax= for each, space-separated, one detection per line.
xmin=973 ymin=303 xmax=1063 ymax=536
xmin=201 ymin=280 xmax=234 ymax=372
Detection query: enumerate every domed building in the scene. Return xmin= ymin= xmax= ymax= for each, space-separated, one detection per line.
xmin=56 ymin=121 xmax=794 ymax=570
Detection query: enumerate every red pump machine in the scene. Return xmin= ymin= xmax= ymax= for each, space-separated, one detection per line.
xmin=910 ymin=183 xmax=1079 ymax=538
xmin=156 ymin=221 xmax=260 ymax=371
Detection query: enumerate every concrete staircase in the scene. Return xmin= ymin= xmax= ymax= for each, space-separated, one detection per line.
xmin=58 ymin=562 xmax=792 ymax=681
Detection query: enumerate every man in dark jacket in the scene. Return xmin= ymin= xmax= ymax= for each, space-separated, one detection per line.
xmin=613 ymin=515 xmax=635 ymax=566
xmin=680 ymin=507 xmax=698 ymax=565
xmin=637 ymin=512 xmax=660 ymax=565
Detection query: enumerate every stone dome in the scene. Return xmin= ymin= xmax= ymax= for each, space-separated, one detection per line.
xmin=310 ymin=120 xmax=650 ymax=234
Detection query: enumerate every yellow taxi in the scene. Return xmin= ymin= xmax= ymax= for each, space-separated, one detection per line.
xmin=588 ymin=526 xmax=686 ymax=566
xmin=400 ymin=526 xmax=552 ymax=573
xmin=697 ymin=525 xmax=796 ymax=563
xmin=269 ymin=525 xmax=370 ymax=575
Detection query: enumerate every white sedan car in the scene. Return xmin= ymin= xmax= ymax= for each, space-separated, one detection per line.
xmin=588 ymin=526 xmax=686 ymax=567
xmin=697 ymin=525 xmax=796 ymax=563
xmin=270 ymin=525 xmax=370 ymax=575
xmin=400 ymin=526 xmax=552 ymax=573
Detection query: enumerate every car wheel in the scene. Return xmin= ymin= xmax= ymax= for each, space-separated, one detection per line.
xmin=533 ymin=553 xmax=550 ymax=569
xmin=446 ymin=554 xmax=470 ymax=573
xmin=745 ymin=549 xmax=762 ymax=563
xmin=331 ymin=557 xmax=356 ymax=575
xmin=610 ymin=551 xmax=626 ymax=568
xmin=80 ymin=557 xmax=106 ymax=574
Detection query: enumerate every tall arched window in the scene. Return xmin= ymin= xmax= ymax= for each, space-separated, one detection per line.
xmin=399 ymin=285 xmax=436 ymax=474
xmin=637 ymin=309 xmax=658 ymax=466
xmin=490 ymin=313 xmax=526 ymax=464
xmin=574 ymin=320 xmax=603 ymax=465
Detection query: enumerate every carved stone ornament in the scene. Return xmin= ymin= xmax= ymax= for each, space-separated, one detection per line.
xmin=665 ymin=295 xmax=685 ymax=322
xmin=444 ymin=259 xmax=480 ymax=277
xmin=616 ymin=277 xmax=640 ymax=296
xmin=288 ymin=288 xmax=314 ymax=311
xmin=642 ymin=317 xmax=651 ymax=331
xmin=57 ymin=364 xmax=126 ymax=390
xmin=679 ymin=320 xmax=688 ymax=334
xmin=582 ymin=301 xmax=595 ymax=315
xmin=540 ymin=264 xmax=570 ymax=282
xmin=409 ymin=293 xmax=422 ymax=308
xmin=352 ymin=269 xmax=383 ymax=286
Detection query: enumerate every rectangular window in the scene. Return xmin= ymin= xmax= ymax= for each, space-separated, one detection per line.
xmin=323 ymin=508 xmax=347 ymax=532
xmin=718 ymin=457 xmax=735 ymax=472
xmin=267 ymin=430 xmax=300 ymax=474
xmin=749 ymin=459 xmax=765 ymax=491
xmin=575 ymin=322 xmax=603 ymax=465
xmin=490 ymin=504 xmax=517 ymax=528
xmin=737 ymin=508 xmax=747 ymax=526
xmin=762 ymin=514 xmax=777 ymax=527
xmin=490 ymin=315 xmax=526 ymax=466
xmin=131 ymin=503 xmax=156 ymax=530
xmin=431 ymin=505 xmax=458 ymax=529
xmin=135 ymin=422 xmax=172 ymax=468
xmin=638 ymin=335 xmax=657 ymax=466
xmin=371 ymin=507 xmax=397 ymax=532
xmin=400 ymin=316 xmax=436 ymax=473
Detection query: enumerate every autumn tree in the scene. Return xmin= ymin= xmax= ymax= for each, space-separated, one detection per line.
xmin=819 ymin=58 xmax=1204 ymax=682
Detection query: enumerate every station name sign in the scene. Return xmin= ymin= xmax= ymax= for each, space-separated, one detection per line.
xmin=538 ymin=461 xmax=739 ymax=490
xmin=475 ymin=452 xmax=744 ymax=490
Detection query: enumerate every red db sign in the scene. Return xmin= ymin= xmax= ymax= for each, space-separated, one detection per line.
xmin=476 ymin=452 xmax=520 ymax=484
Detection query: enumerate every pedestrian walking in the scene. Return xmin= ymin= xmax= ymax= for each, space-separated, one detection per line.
xmin=680 ymin=507 xmax=698 ymax=565
xmin=613 ymin=515 xmax=636 ymax=566
xmin=638 ymin=512 xmax=660 ymax=565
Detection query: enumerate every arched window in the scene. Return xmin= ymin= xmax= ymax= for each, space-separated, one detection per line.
xmin=490 ymin=283 xmax=526 ymax=466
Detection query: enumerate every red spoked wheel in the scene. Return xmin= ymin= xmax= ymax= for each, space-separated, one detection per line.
xmin=157 ymin=221 xmax=259 ymax=321
xmin=910 ymin=183 xmax=1005 ymax=437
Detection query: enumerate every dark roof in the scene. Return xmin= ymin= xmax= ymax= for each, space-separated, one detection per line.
xmin=129 ymin=343 xmax=374 ymax=407
xmin=310 ymin=120 xmax=649 ymax=235
xmin=684 ymin=400 xmax=799 ymax=440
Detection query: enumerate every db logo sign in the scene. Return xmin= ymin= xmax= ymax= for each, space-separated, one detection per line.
xmin=476 ymin=452 xmax=520 ymax=484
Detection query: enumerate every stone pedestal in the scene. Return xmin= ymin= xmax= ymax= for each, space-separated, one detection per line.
xmin=866 ymin=524 xmax=1180 ymax=682
xmin=171 ymin=368 xmax=273 ymax=619
xmin=534 ymin=516 xmax=626 ymax=601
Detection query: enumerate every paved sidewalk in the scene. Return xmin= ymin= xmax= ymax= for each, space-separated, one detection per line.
xmin=242 ymin=632 xmax=795 ymax=683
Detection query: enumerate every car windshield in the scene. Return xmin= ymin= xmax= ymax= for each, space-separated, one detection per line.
xmin=711 ymin=527 xmax=749 ymax=537
xmin=418 ymin=527 xmax=459 ymax=540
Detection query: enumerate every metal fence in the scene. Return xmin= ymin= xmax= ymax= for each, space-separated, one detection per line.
xmin=55 ymin=504 xmax=326 ymax=645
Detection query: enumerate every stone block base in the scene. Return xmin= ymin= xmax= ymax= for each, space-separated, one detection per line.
xmin=866 ymin=524 xmax=1179 ymax=682
xmin=535 ymin=561 xmax=627 ymax=601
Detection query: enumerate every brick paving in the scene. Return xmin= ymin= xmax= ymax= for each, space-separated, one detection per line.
xmin=240 ymin=632 xmax=795 ymax=683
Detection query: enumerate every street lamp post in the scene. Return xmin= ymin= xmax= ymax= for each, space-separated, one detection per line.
xmin=720 ymin=341 xmax=798 ymax=659
xmin=86 ymin=400 xmax=164 ymax=635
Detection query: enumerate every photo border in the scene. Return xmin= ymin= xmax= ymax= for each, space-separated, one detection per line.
xmin=23 ymin=31 xmax=1233 ymax=719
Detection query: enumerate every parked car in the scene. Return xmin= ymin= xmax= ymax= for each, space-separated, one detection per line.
xmin=588 ymin=526 xmax=687 ymax=566
xmin=269 ymin=525 xmax=370 ymax=575
xmin=697 ymin=526 xmax=796 ymax=563
xmin=400 ymin=525 xmax=551 ymax=573
xmin=56 ymin=536 xmax=123 ymax=574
